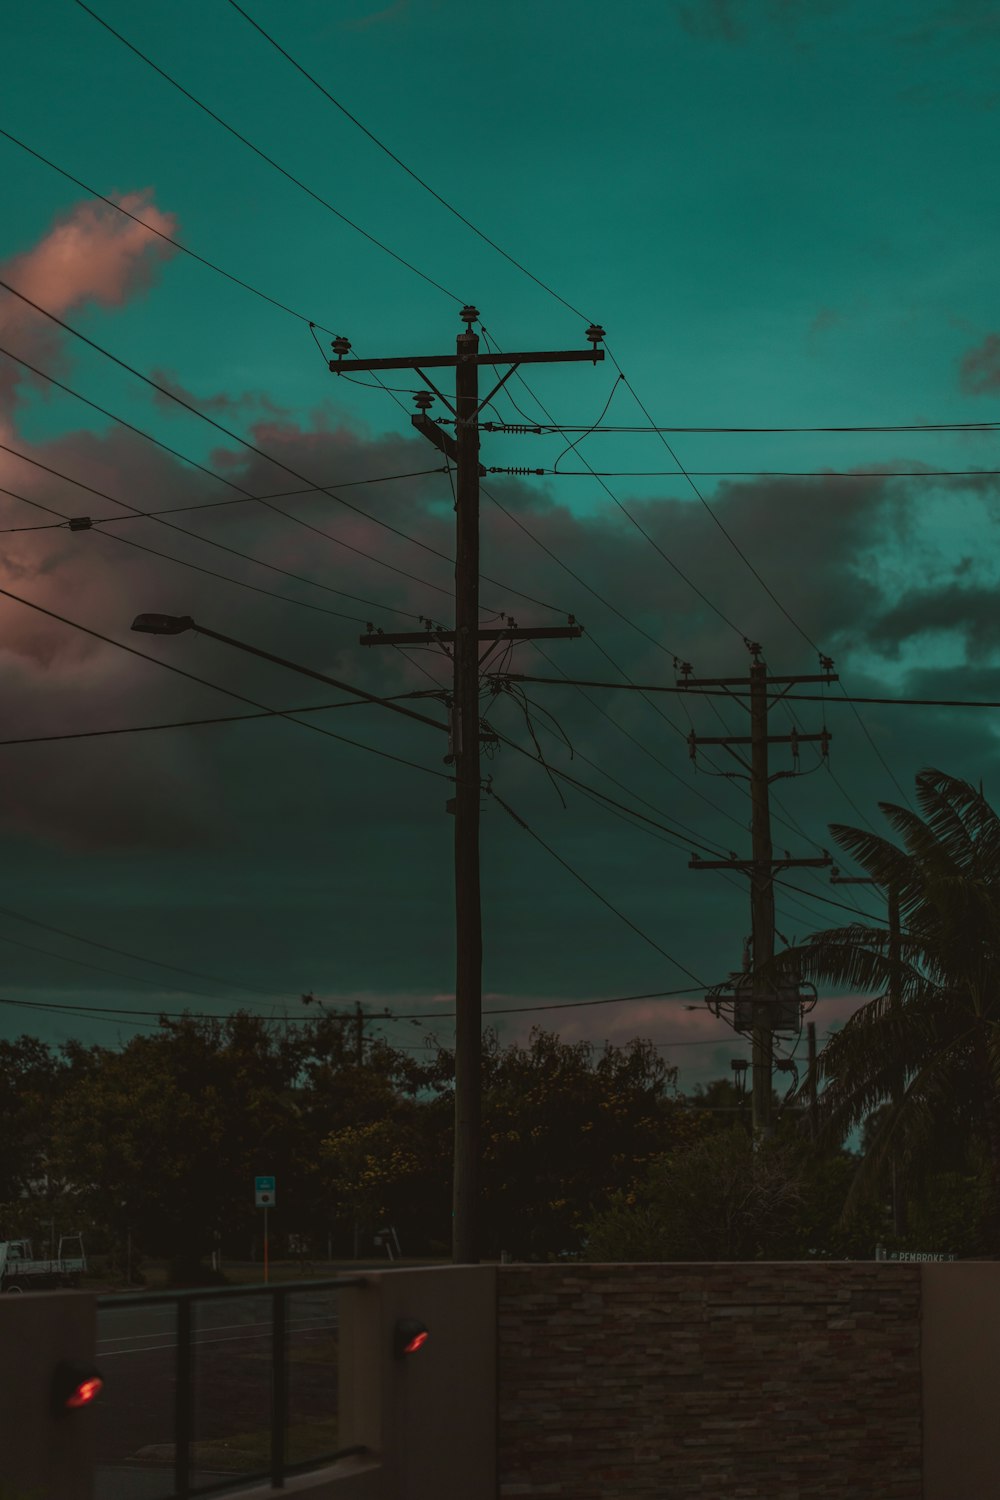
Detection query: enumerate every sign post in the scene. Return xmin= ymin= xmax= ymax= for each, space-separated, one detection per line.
xmin=255 ymin=1176 xmax=276 ymax=1284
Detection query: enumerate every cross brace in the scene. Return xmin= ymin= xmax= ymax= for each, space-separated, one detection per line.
xmin=360 ymin=626 xmax=584 ymax=646
xmin=690 ymin=732 xmax=829 ymax=746
xmin=690 ymin=856 xmax=832 ymax=870
xmin=412 ymin=413 xmax=486 ymax=475
xmin=331 ymin=349 xmax=605 ymax=373
xmin=680 ymin=673 xmax=838 ymax=687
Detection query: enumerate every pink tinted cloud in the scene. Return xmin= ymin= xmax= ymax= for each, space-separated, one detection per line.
xmin=0 ymin=192 xmax=177 ymax=417
xmin=2 ymin=192 xmax=176 ymax=318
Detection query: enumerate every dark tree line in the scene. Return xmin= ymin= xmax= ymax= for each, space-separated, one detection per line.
xmin=4 ymin=770 xmax=998 ymax=1280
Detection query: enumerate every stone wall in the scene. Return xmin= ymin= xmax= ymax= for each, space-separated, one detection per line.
xmin=497 ymin=1262 xmax=921 ymax=1500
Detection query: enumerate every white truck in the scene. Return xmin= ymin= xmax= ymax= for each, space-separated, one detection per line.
xmin=0 ymin=1234 xmax=87 ymax=1292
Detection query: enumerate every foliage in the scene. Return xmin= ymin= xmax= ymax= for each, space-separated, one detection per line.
xmin=581 ymin=1118 xmax=884 ymax=1262
xmin=755 ymin=768 xmax=1000 ymax=1251
xmin=475 ymin=1027 xmax=697 ymax=1259
xmin=581 ymin=1125 xmax=799 ymax=1261
xmin=46 ymin=1013 xmax=311 ymax=1280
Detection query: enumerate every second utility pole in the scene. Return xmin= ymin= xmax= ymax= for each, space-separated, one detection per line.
xmin=330 ymin=309 xmax=604 ymax=1262
xmin=683 ymin=642 xmax=837 ymax=1138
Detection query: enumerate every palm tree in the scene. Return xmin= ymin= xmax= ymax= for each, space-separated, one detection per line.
xmin=758 ymin=768 xmax=1000 ymax=1250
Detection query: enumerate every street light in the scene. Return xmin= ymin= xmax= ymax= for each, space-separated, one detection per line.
xmin=131 ymin=614 xmax=448 ymax=733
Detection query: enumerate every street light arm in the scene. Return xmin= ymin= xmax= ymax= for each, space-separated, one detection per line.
xmin=130 ymin=616 xmax=448 ymax=734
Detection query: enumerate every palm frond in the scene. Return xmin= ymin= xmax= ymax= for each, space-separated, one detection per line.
xmin=914 ymin=769 xmax=980 ymax=868
xmin=839 ymin=1024 xmax=980 ymax=1221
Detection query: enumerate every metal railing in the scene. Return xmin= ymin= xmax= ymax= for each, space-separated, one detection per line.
xmin=97 ymin=1277 xmax=368 ymax=1497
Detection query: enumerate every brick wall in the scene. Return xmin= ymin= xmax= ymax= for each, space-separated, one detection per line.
xmin=497 ymin=1263 xmax=921 ymax=1500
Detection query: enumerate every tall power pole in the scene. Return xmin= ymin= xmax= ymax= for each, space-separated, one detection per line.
xmin=683 ymin=642 xmax=838 ymax=1137
xmin=330 ymin=309 xmax=604 ymax=1262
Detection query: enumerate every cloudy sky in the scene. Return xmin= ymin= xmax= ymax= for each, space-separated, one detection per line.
xmin=1 ymin=0 xmax=999 ymax=1091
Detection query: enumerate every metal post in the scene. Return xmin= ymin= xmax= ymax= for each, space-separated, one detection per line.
xmin=453 ymin=313 xmax=483 ymax=1265
xmin=807 ymin=1020 xmax=818 ymax=1142
xmin=271 ymin=1289 xmax=288 ymax=1489
xmin=750 ymin=657 xmax=775 ymax=1139
xmin=264 ymin=1206 xmax=269 ymax=1285
xmin=174 ymin=1297 xmax=192 ymax=1500
xmin=888 ymin=881 xmax=904 ymax=1237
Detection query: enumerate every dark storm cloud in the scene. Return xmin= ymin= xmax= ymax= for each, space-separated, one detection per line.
xmin=9 ymin=192 xmax=1000 ymax=1065
xmin=959 ymin=334 xmax=1000 ymax=394
xmin=868 ymin=582 xmax=1000 ymax=661
xmin=673 ymin=0 xmax=844 ymax=44
xmin=149 ymin=369 xmax=289 ymax=420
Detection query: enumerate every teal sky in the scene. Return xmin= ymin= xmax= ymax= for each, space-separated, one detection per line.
xmin=1 ymin=0 xmax=999 ymax=1094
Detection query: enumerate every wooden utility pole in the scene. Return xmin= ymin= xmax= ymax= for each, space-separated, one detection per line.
xmin=683 ymin=642 xmax=837 ymax=1138
xmin=330 ymin=310 xmax=604 ymax=1262
xmin=831 ymin=867 xmax=904 ymax=1234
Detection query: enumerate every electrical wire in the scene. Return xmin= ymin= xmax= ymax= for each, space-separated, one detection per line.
xmin=223 ymin=0 xmax=594 ymax=324
xmin=0 ymin=124 xmax=347 ymax=338
xmin=0 ymin=929 xmax=273 ymax=1006
xmin=0 ymin=338 xmax=467 ymax=609
xmin=526 ymin=467 xmax=1000 ymax=479
xmin=0 ymin=904 xmax=278 ymax=1000
xmin=496 ymin=674 xmax=1000 ymax=710
xmin=0 ymin=464 xmax=449 ymax=533
xmin=0 ymin=311 xmax=568 ymax=619
xmin=489 ymin=788 xmax=707 ymax=985
xmin=72 ymin=0 xmax=466 ymax=307
xmin=479 ymin=420 xmax=1000 ymax=435
xmin=0 ymin=691 xmax=446 ymax=749
xmin=0 ymin=468 xmax=385 ymax=627
xmin=0 ymin=580 xmax=455 ymax=783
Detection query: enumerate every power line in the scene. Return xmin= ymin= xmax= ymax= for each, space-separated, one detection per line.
xmin=478 ymin=420 xmax=1000 ymax=435
xmin=0 ymin=691 xmax=444 ymax=750
xmin=480 ymin=332 xmax=746 ymax=641
xmin=611 ymin=355 xmax=820 ymax=656
xmin=493 ymin=728 xmax=726 ymax=860
xmin=518 ymin=467 xmax=1000 ymax=479
xmin=510 ymin=648 xmax=752 ymax=837
xmin=489 ymin=789 xmax=707 ymax=986
xmin=0 ymin=124 xmax=346 ymax=338
xmin=72 ymin=0 xmax=465 ymax=306
xmin=223 ymin=0 xmax=593 ymax=325
xmin=0 ymin=996 xmax=740 ymax=1056
xmin=495 ymin=708 xmax=886 ymax=929
xmin=0 ymin=903 xmax=279 ymax=1000
xmin=0 ymin=309 xmax=567 ymax=619
xmin=0 ymin=340 xmax=465 ymax=611
xmin=477 ymin=338 xmax=828 ymax=852
xmin=0 ymin=458 xmax=450 ymax=531
xmin=0 ymin=929 xmax=270 ymax=1006
xmin=496 ymin=675 xmax=1000 ymax=710
xmin=0 ymin=468 xmax=382 ymax=627
xmin=0 ymin=579 xmax=455 ymax=783
xmin=480 ymin=345 xmax=901 ymax=898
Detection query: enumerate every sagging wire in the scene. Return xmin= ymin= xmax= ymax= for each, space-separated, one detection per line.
xmin=552 ymin=374 xmax=625 ymax=475
xmin=495 ymin=680 xmax=570 ymax=810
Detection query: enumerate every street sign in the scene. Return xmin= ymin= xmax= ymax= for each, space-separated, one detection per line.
xmin=255 ymin=1175 xmax=276 ymax=1208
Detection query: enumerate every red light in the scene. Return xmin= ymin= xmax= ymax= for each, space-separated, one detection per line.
xmin=393 ymin=1316 xmax=429 ymax=1358
xmin=66 ymin=1377 xmax=103 ymax=1409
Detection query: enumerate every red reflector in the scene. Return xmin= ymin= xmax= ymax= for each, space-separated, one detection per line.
xmin=66 ymin=1377 xmax=103 ymax=1409
xmin=404 ymin=1330 xmax=428 ymax=1355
